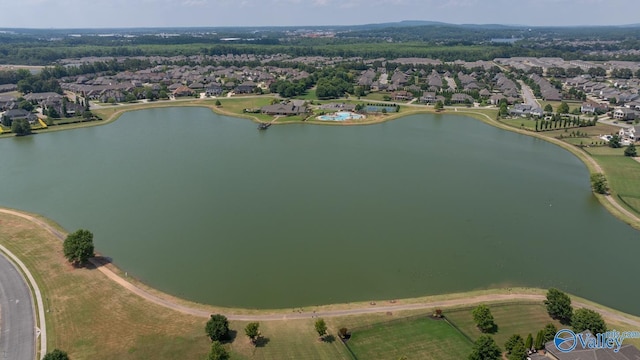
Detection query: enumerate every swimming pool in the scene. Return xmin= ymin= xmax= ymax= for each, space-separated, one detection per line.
xmin=317 ymin=111 xmax=365 ymax=121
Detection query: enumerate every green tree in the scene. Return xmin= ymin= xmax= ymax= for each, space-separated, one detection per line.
xmin=508 ymin=341 xmax=527 ymax=360
xmin=215 ymin=99 xmax=222 ymax=106
xmin=468 ymin=335 xmax=501 ymax=360
xmin=534 ymin=330 xmax=545 ymax=350
xmin=125 ymin=93 xmax=137 ymax=103
xmin=245 ymin=322 xmax=260 ymax=345
xmin=472 ymin=305 xmax=496 ymax=333
xmin=145 ymin=89 xmax=156 ymax=101
xmin=590 ymin=173 xmax=609 ymax=195
xmin=11 ymin=119 xmax=32 ymax=136
xmin=47 ymin=107 xmax=61 ymax=118
xmin=63 ymin=229 xmax=95 ymax=265
xmin=609 ymin=134 xmax=621 ymax=148
xmin=18 ymin=100 xmax=34 ymax=112
xmin=572 ymin=308 xmax=607 ymax=335
xmin=524 ymin=333 xmax=533 ymax=350
xmin=205 ymin=314 xmax=230 ymax=342
xmin=207 ymin=341 xmax=229 ymax=360
xmin=624 ymin=143 xmax=637 ymax=157
xmin=542 ymin=323 xmax=557 ymax=343
xmin=504 ymin=334 xmax=523 ymax=354
xmin=43 ymin=349 xmax=70 ymax=360
xmin=1 ymin=114 xmax=10 ymax=127
xmin=557 ymin=102 xmax=570 ymax=114
xmin=499 ymin=102 xmax=508 ymax=116
xmin=315 ymin=318 xmax=328 ymax=339
xmin=434 ymin=100 xmax=444 ymax=111
xmin=544 ymin=288 xmax=573 ymax=324
xmin=544 ymin=104 xmax=553 ymax=113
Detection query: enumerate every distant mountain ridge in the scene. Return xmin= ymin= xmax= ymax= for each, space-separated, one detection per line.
xmin=2 ymin=20 xmax=640 ymax=33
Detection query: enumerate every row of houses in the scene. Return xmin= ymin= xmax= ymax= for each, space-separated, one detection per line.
xmin=566 ymin=76 xmax=640 ymax=108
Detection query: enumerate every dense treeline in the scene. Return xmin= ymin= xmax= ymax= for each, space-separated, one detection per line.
xmin=2 ymin=39 xmax=639 ymax=66
xmin=2 ymin=24 xmax=640 ymax=65
xmin=0 ymin=68 xmax=62 ymax=93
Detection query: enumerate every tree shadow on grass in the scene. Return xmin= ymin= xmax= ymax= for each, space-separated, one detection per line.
xmin=223 ymin=330 xmax=238 ymax=344
xmin=255 ymin=337 xmax=270 ymax=348
xmin=86 ymin=256 xmax=112 ymax=270
xmin=323 ymin=335 xmax=336 ymax=343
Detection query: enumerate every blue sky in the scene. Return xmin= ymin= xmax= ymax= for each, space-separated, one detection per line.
xmin=3 ymin=0 xmax=638 ymax=28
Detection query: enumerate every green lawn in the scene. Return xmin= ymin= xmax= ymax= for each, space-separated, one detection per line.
xmin=361 ymin=92 xmax=392 ymax=101
xmin=345 ymin=315 xmax=472 ymax=360
xmin=584 ymin=146 xmax=625 ymax=156
xmin=502 ymin=118 xmax=538 ymax=130
xmin=228 ymin=320 xmax=352 ymax=360
xmin=295 ymin=88 xmax=317 ymax=100
xmin=540 ymin=100 xmax=582 ymax=113
xmin=444 ymin=303 xmax=562 ymax=349
xmin=592 ymin=155 xmax=640 ymax=214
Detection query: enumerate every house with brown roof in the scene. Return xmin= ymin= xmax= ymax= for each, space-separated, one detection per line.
xmin=392 ymin=91 xmax=413 ymax=101
xmin=173 ymin=86 xmax=193 ymax=97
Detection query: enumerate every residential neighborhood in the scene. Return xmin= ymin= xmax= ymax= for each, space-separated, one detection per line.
xmin=2 ymin=54 xmax=640 ymax=143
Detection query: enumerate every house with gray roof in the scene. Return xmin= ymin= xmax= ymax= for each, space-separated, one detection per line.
xmin=24 ymin=92 xmax=64 ymax=103
xmin=3 ymin=109 xmax=38 ymax=124
xmin=509 ymin=104 xmax=543 ymax=117
xmin=0 ymin=84 xmax=17 ymax=93
xmin=261 ymin=101 xmax=307 ymax=116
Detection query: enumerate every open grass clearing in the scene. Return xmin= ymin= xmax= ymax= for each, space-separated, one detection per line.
xmin=584 ymin=146 xmax=626 ymax=156
xmin=361 ymin=92 xmax=392 ymax=101
xmin=345 ymin=315 xmax=472 ymax=360
xmin=295 ymin=88 xmax=317 ymax=100
xmin=592 ymin=154 xmax=640 ymax=215
xmin=228 ymin=319 xmax=351 ymax=360
xmin=444 ymin=303 xmax=563 ymax=348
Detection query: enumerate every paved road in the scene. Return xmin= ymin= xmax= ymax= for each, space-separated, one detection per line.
xmin=0 ymin=253 xmax=35 ymax=360
xmin=518 ymin=80 xmax=540 ymax=108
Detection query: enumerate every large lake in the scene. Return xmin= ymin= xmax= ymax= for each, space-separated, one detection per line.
xmin=1 ymin=107 xmax=638 ymax=313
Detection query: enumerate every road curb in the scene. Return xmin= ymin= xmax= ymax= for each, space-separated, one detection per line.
xmin=0 ymin=245 xmax=47 ymax=359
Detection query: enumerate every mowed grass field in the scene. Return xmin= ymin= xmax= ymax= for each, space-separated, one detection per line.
xmin=345 ymin=316 xmax=472 ymax=360
xmin=0 ymin=212 xmax=210 ymax=360
xmin=590 ymin=154 xmax=640 ymax=214
xmin=445 ymin=303 xmax=563 ymax=348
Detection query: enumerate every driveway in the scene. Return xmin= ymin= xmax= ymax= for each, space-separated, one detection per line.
xmin=0 ymin=253 xmax=35 ymax=360
xmin=519 ymin=80 xmax=540 ymax=108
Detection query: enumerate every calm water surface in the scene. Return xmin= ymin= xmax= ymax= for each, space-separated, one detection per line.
xmin=1 ymin=107 xmax=638 ymax=312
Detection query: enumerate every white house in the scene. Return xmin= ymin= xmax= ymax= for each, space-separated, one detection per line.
xmin=619 ymin=126 xmax=640 ymax=142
